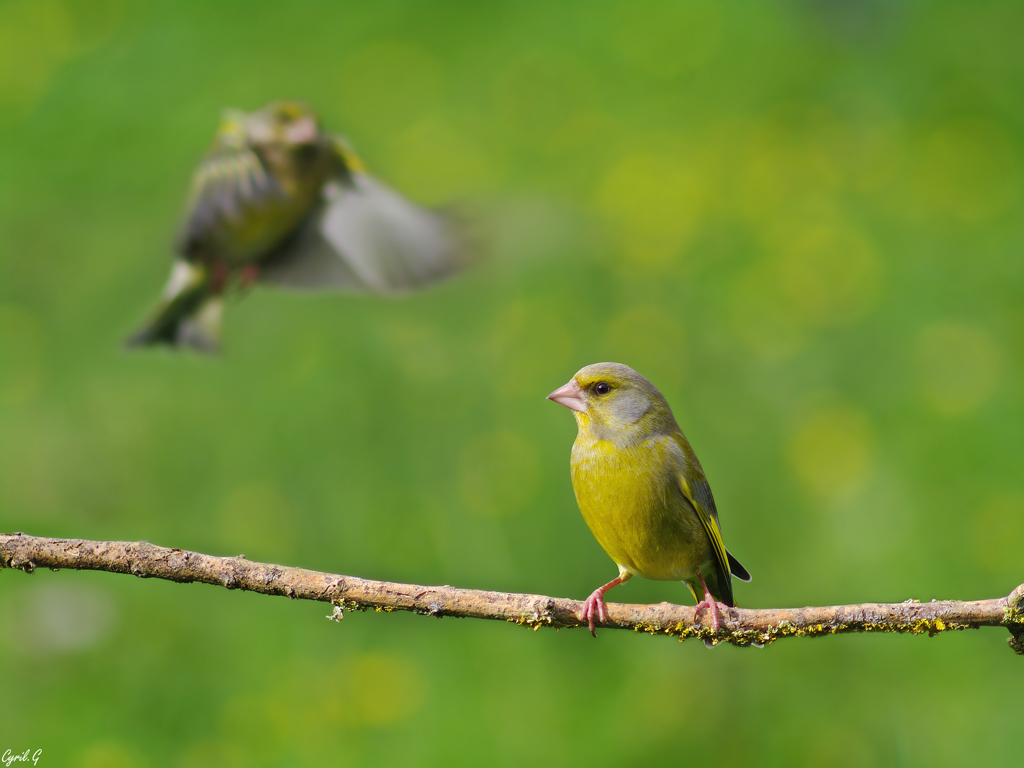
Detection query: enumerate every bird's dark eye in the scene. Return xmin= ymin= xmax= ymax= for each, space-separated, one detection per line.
xmin=594 ymin=382 xmax=611 ymax=395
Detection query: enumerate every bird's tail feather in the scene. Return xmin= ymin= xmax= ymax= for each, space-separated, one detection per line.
xmin=126 ymin=260 xmax=222 ymax=353
xmin=727 ymin=551 xmax=751 ymax=582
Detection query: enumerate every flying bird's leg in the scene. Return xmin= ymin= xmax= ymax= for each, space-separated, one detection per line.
xmin=693 ymin=569 xmax=728 ymax=636
xmin=210 ymin=262 xmax=231 ymax=294
xmin=581 ymin=575 xmax=628 ymax=636
xmin=239 ymin=263 xmax=261 ymax=293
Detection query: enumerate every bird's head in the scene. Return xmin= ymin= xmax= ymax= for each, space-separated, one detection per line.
xmin=250 ymin=101 xmax=320 ymax=147
xmin=547 ymin=362 xmax=677 ymax=444
xmin=215 ymin=101 xmax=321 ymax=152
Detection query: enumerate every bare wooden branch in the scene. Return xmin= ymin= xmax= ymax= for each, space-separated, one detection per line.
xmin=2 ymin=533 xmax=1022 ymax=652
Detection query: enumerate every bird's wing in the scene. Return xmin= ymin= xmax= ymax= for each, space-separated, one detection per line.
xmin=669 ymin=433 xmax=732 ymax=591
xmin=175 ymin=145 xmax=281 ymax=255
xmin=257 ymin=172 xmax=468 ymax=294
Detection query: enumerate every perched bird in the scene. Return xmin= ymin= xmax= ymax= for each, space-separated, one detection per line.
xmin=128 ymin=100 xmax=470 ymax=352
xmin=547 ymin=362 xmax=750 ymax=643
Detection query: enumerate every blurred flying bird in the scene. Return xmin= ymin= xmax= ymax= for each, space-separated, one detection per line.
xmin=127 ymin=100 xmax=471 ymax=352
xmin=548 ymin=362 xmax=750 ymax=645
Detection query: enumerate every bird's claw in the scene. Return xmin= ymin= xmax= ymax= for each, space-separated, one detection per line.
xmin=581 ymin=590 xmax=608 ymax=636
xmin=694 ymin=597 xmax=729 ymax=635
xmin=239 ymin=264 xmax=261 ymax=292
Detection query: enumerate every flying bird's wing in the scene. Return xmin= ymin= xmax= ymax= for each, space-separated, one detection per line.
xmin=175 ymin=145 xmax=282 ymax=257
xmin=258 ymin=172 xmax=468 ymax=294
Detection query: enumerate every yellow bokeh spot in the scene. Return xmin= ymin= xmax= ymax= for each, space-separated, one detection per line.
xmin=459 ymin=430 xmax=539 ymax=517
xmin=387 ymin=116 xmax=496 ymax=200
xmin=76 ymin=742 xmax=144 ymax=768
xmin=789 ymin=399 xmax=876 ymax=500
xmin=349 ymin=652 xmax=425 ymax=726
xmin=915 ymin=322 xmax=1003 ymax=416
xmin=769 ymin=218 xmax=882 ymax=327
xmin=602 ymin=305 xmax=687 ymax=383
xmin=0 ymin=0 xmax=127 ymax=124
xmin=971 ymin=491 xmax=1024 ymax=574
xmin=595 ymin=150 xmax=709 ymax=271
xmin=0 ymin=0 xmax=74 ymax=122
xmin=219 ymin=484 xmax=296 ymax=559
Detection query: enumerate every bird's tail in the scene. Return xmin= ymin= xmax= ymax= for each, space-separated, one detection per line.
xmin=126 ymin=260 xmax=223 ymax=353
xmin=727 ymin=551 xmax=751 ymax=582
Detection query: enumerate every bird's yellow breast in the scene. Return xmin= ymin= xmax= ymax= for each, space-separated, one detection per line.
xmin=570 ymin=428 xmax=711 ymax=582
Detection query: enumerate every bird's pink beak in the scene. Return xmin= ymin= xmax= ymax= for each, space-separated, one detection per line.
xmin=283 ymin=114 xmax=318 ymax=145
xmin=547 ymin=378 xmax=587 ymax=413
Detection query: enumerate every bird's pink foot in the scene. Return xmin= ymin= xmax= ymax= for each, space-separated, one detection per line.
xmin=239 ymin=263 xmax=260 ymax=292
xmin=580 ymin=576 xmax=626 ymax=636
xmin=582 ymin=590 xmax=608 ymax=636
xmin=211 ymin=262 xmax=230 ymax=293
xmin=693 ymin=570 xmax=732 ymax=645
xmin=694 ymin=596 xmax=728 ymax=634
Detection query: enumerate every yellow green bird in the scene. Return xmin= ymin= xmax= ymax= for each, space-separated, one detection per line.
xmin=548 ymin=362 xmax=750 ymax=642
xmin=127 ymin=100 xmax=470 ymax=352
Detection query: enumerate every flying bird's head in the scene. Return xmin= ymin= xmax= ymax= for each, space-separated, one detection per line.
xmin=241 ymin=101 xmax=320 ymax=146
xmin=211 ymin=101 xmax=322 ymax=162
xmin=209 ymin=100 xmax=345 ymax=188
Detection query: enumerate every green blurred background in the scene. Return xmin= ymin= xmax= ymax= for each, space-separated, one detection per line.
xmin=2 ymin=0 xmax=1023 ymax=765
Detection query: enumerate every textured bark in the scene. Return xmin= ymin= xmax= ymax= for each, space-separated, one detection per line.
xmin=3 ymin=533 xmax=1022 ymax=652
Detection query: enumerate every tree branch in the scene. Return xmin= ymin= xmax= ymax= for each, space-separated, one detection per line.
xmin=2 ymin=533 xmax=1022 ymax=653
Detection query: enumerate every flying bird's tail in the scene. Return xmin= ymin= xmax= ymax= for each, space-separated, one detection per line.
xmin=126 ymin=260 xmax=222 ymax=353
